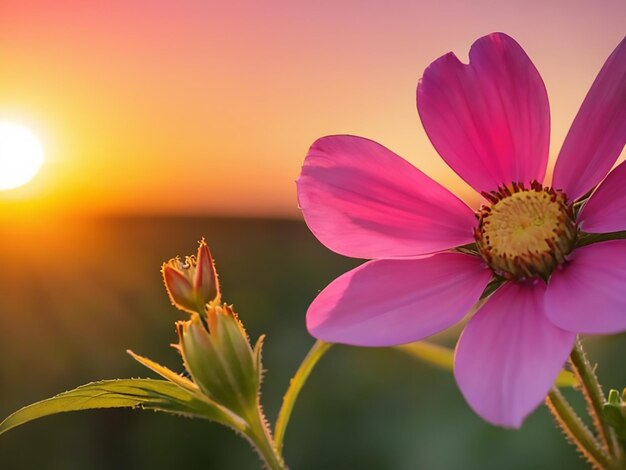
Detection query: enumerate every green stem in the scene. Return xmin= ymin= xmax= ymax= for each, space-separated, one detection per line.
xmin=274 ymin=340 xmax=332 ymax=452
xmin=246 ymin=406 xmax=286 ymax=470
xmin=570 ymin=338 xmax=623 ymax=461
xmin=545 ymin=387 xmax=617 ymax=469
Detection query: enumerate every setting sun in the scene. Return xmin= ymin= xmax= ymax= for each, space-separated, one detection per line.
xmin=0 ymin=122 xmax=44 ymax=191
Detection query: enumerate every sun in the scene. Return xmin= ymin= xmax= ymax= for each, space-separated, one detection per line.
xmin=0 ymin=122 xmax=44 ymax=191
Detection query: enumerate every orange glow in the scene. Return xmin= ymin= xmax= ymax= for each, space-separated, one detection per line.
xmin=0 ymin=1 xmax=624 ymax=218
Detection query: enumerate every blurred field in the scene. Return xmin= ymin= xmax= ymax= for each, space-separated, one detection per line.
xmin=0 ymin=216 xmax=624 ymax=469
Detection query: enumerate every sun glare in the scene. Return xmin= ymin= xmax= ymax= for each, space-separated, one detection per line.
xmin=0 ymin=122 xmax=44 ymax=191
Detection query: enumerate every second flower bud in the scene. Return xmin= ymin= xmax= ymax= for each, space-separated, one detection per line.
xmin=162 ymin=239 xmax=220 ymax=315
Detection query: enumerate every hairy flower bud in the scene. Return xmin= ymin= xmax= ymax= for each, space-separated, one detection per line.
xmin=162 ymin=239 xmax=220 ymax=314
xmin=176 ymin=303 xmax=264 ymax=417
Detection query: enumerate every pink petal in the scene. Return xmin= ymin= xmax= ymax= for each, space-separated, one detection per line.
xmin=578 ymin=161 xmax=626 ymax=233
xmin=297 ymin=135 xmax=477 ymax=259
xmin=545 ymin=240 xmax=626 ymax=334
xmin=195 ymin=240 xmax=220 ymax=302
xmin=454 ymin=282 xmax=575 ymax=428
xmin=552 ymin=36 xmax=626 ymax=201
xmin=162 ymin=265 xmax=196 ymax=313
xmin=417 ymin=32 xmax=550 ymax=194
xmin=306 ymin=253 xmax=491 ymax=347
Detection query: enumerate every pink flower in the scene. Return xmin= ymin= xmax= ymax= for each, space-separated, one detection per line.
xmin=297 ymin=33 xmax=626 ymax=428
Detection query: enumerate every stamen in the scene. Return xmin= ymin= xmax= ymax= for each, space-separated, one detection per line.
xmin=475 ymin=182 xmax=577 ymax=281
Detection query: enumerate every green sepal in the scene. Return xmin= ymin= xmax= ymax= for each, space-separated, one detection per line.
xmin=253 ymin=334 xmax=266 ymax=382
xmin=178 ymin=306 xmax=262 ymax=417
xmin=0 ymin=378 xmax=246 ymax=436
xmin=127 ymin=349 xmax=201 ymax=394
xmin=179 ymin=315 xmax=232 ymax=404
xmin=602 ymin=388 xmax=626 ymax=441
xmin=212 ymin=305 xmax=259 ymax=401
xmin=608 ymin=389 xmax=621 ymax=407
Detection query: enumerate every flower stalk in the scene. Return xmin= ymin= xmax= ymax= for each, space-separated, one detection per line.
xmin=274 ymin=340 xmax=333 ymax=451
xmin=569 ymin=338 xmax=623 ymax=461
xmin=545 ymin=387 xmax=618 ymax=469
xmin=244 ymin=406 xmax=286 ymax=470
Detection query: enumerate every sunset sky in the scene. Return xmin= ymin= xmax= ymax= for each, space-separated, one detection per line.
xmin=0 ymin=0 xmax=624 ymax=218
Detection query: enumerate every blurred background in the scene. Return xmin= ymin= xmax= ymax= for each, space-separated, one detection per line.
xmin=0 ymin=1 xmax=625 ymax=469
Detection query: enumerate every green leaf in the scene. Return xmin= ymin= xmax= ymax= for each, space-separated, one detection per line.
xmin=395 ymin=341 xmax=578 ymax=388
xmin=0 ymin=378 xmax=246 ymax=436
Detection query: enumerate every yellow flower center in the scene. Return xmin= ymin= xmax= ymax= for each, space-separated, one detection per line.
xmin=475 ymin=182 xmax=577 ymax=281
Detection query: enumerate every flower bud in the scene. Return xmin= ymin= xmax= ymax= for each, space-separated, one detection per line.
xmin=603 ymin=388 xmax=626 ymax=440
xmin=177 ymin=303 xmax=264 ymax=417
xmin=162 ymin=239 xmax=220 ymax=314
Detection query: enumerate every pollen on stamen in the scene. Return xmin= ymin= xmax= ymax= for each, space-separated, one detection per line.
xmin=475 ymin=181 xmax=578 ymax=281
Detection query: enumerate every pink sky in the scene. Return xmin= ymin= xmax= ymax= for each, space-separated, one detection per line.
xmin=0 ymin=0 xmax=624 ymax=217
